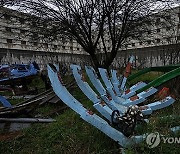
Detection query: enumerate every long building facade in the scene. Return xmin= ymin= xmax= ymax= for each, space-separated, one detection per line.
xmin=0 ymin=6 xmax=180 ymax=69
xmin=0 ymin=7 xmax=90 ymax=69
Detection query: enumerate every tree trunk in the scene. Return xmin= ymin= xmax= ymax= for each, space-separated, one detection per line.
xmin=89 ymin=52 xmax=102 ymax=77
xmin=103 ymin=50 xmax=117 ymax=69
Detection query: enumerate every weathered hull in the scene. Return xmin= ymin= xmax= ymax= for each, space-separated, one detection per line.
xmin=0 ymin=74 xmax=37 ymax=85
xmin=47 ymin=64 xmax=146 ymax=147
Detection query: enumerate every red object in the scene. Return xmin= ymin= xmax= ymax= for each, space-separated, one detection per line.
xmin=124 ymin=63 xmax=132 ymax=77
xmin=87 ymin=110 xmax=94 ymax=115
xmin=107 ymin=95 xmax=112 ymax=100
xmin=130 ymin=95 xmax=139 ymax=101
xmin=81 ymin=73 xmax=86 ymax=82
xmin=158 ymin=87 xmax=170 ymax=99
xmin=139 ymin=105 xmax=149 ymax=110
xmin=100 ymin=101 xmax=106 ymax=107
xmin=125 ymin=89 xmax=131 ymax=94
xmin=106 ymin=92 xmax=112 ymax=100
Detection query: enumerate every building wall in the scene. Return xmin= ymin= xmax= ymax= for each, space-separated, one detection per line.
xmin=0 ymin=7 xmax=91 ymax=70
xmin=122 ymin=7 xmax=180 ymax=50
xmin=0 ymin=48 xmax=92 ymax=70
xmin=0 ymin=6 xmax=180 ymax=70
xmin=112 ymin=44 xmax=180 ymax=69
xmin=0 ymin=7 xmax=86 ymax=55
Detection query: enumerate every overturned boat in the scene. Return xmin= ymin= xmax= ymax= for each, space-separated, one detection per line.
xmin=0 ymin=62 xmax=39 ymax=85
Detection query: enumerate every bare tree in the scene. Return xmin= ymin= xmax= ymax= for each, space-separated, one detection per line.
xmin=1 ymin=0 xmax=176 ymax=70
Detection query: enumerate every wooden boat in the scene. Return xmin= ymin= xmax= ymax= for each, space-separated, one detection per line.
xmin=0 ymin=62 xmax=39 ymax=85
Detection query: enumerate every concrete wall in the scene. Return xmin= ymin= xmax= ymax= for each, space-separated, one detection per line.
xmin=113 ymin=44 xmax=180 ymax=69
xmin=0 ymin=43 xmax=180 ymax=70
xmin=0 ymin=48 xmax=92 ymax=70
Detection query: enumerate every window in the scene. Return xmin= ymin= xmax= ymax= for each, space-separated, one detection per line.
xmin=62 ymin=46 xmax=65 ymax=49
xmin=77 ymin=47 xmax=79 ymax=50
xmin=166 ymin=38 xmax=171 ymax=43
xmin=33 ymin=33 xmax=38 ymax=38
xmin=177 ymin=36 xmax=180 ymax=40
xmin=20 ymin=29 xmax=26 ymax=34
xmin=166 ymin=27 xmax=171 ymax=31
xmin=70 ymin=46 xmax=73 ymax=50
xmin=139 ymin=32 xmax=142 ymax=37
xmin=69 ymin=38 xmax=73 ymax=42
xmin=132 ymin=43 xmax=135 ymax=47
xmin=54 ymin=45 xmax=57 ymax=49
xmin=4 ymin=14 xmax=11 ymax=20
xmin=32 ymin=21 xmax=37 ymax=27
xmin=166 ymin=15 xmax=171 ymax=20
xmin=156 ymin=39 xmax=160 ymax=43
xmin=21 ymin=41 xmax=26 ymax=45
xmin=19 ymin=18 xmax=25 ymax=24
xmin=7 ymin=39 xmax=12 ymax=44
xmin=5 ymin=27 xmax=11 ymax=32
xmin=157 ymin=29 xmax=160 ymax=33
xmin=33 ymin=42 xmax=38 ymax=46
xmin=32 ymin=33 xmax=38 ymax=40
xmin=148 ymin=30 xmax=151 ymax=34
xmin=147 ymin=40 xmax=151 ymax=44
xmin=139 ymin=42 xmax=142 ymax=45
xmin=53 ymin=35 xmax=57 ymax=40
xmin=156 ymin=18 xmax=160 ymax=23
xmin=44 ymin=43 xmax=48 ymax=48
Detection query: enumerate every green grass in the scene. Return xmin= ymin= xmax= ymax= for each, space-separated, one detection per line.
xmin=7 ymin=98 xmax=25 ymax=105
xmin=0 ymin=110 xmax=121 ymax=154
xmin=0 ymin=91 xmax=13 ymax=96
xmin=0 ymin=72 xmax=179 ymax=153
xmin=28 ymin=76 xmax=46 ymax=92
xmin=129 ymin=70 xmax=164 ymax=85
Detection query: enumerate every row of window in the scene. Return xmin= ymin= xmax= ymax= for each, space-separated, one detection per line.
xmin=6 ymin=37 xmax=173 ymax=49
xmin=2 ymin=15 xmax=173 ymax=38
xmin=126 ymin=37 xmax=174 ymax=48
xmin=148 ymin=28 xmax=161 ymax=34
xmin=4 ymin=26 xmax=32 ymax=34
xmin=6 ymin=39 xmax=36 ymax=46
xmin=3 ymin=27 xmax=78 ymax=44
xmin=144 ymin=27 xmax=171 ymax=36
xmin=5 ymin=39 xmax=80 ymax=50
xmin=3 ymin=13 xmax=25 ymax=24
